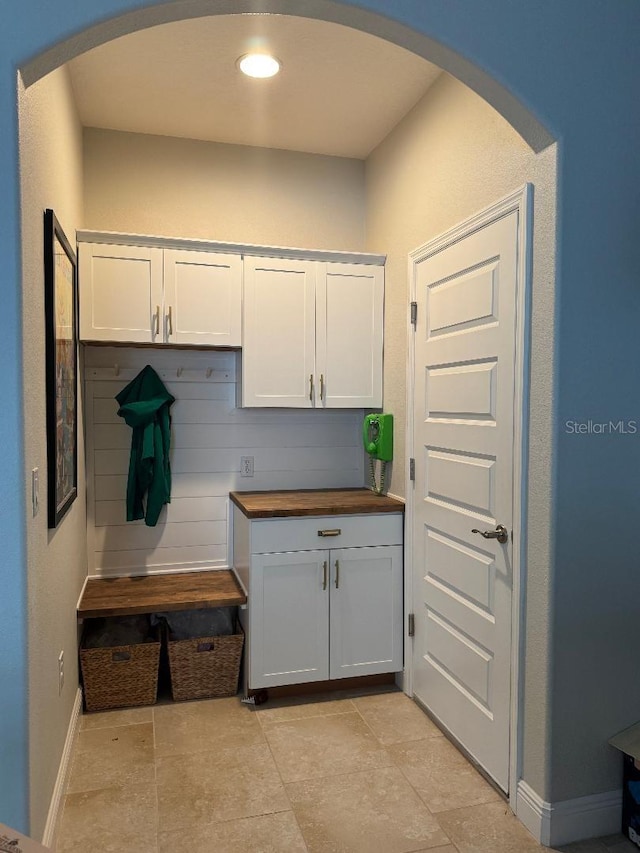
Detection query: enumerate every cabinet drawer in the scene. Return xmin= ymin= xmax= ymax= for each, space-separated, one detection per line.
xmin=249 ymin=513 xmax=403 ymax=554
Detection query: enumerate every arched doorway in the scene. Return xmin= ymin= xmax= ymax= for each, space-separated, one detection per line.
xmin=6 ymin=0 xmax=562 ymax=840
xmin=20 ymin=0 xmax=553 ymax=154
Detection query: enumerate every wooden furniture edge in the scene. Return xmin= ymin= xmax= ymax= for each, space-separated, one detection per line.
xmin=78 ymin=569 xmax=247 ymax=619
xmin=229 ymin=488 xmax=405 ymax=519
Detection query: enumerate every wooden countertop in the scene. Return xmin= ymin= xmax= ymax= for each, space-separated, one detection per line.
xmin=229 ymin=488 xmax=405 ymax=519
xmin=78 ymin=570 xmax=247 ymax=618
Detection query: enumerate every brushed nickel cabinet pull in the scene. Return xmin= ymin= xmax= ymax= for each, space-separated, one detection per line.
xmin=335 ymin=559 xmax=340 ymax=589
xmin=167 ymin=305 xmax=173 ymax=336
xmin=318 ymin=528 xmax=341 ymax=537
xmin=322 ymin=560 xmax=328 ymax=591
xmin=154 ymin=305 xmax=160 ymax=336
xmin=320 ymin=373 xmax=324 ymax=400
xmin=309 ymin=374 xmax=314 ymax=401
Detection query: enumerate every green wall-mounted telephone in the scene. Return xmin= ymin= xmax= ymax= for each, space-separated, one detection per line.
xmin=363 ymin=413 xmax=393 ymax=494
xmin=363 ymin=413 xmax=393 ymax=461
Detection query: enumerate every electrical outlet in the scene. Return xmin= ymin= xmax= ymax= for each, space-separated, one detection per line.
xmin=32 ymin=468 xmax=39 ymax=517
xmin=58 ymin=651 xmax=64 ymax=695
xmin=240 ymin=456 xmax=254 ymax=477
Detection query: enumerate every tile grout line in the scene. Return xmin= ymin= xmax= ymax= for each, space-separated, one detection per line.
xmin=253 ymin=701 xmax=312 ymax=852
xmin=257 ymin=699 xmax=456 ymax=818
xmin=350 ymin=697 xmax=446 ymax=748
xmin=258 ymin=698 xmax=445 ymax=794
xmin=56 ymin=709 xmax=159 ymax=853
xmin=253 ymin=704 xmax=357 ymax=727
xmin=381 ymin=735 xmax=502 ymax=821
xmin=260 ymin=694 xmax=458 ymax=853
xmin=350 ymin=700 xmax=461 ymax=847
xmin=259 ymin=706 xmax=388 ymax=789
xmin=80 ymin=716 xmax=153 ymax=733
xmin=154 ymin=697 xmax=306 ymax=834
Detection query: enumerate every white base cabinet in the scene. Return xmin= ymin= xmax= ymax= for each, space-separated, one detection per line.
xmin=329 ymin=545 xmax=403 ymax=680
xmin=252 ymin=550 xmax=330 ymax=686
xmin=233 ymin=510 xmax=403 ymax=690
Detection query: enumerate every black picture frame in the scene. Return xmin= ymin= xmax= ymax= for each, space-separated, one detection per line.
xmin=44 ymin=209 xmax=78 ymax=528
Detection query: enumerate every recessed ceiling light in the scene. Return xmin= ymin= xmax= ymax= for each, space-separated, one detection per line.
xmin=238 ymin=53 xmax=281 ymax=79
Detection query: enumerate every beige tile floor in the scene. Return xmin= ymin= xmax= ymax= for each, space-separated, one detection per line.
xmin=56 ymin=689 xmax=636 ymax=853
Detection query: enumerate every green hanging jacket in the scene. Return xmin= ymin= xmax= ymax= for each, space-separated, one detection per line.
xmin=116 ymin=365 xmax=175 ymax=527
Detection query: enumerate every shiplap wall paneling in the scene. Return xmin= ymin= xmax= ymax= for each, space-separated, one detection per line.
xmin=84 ymin=347 xmax=365 ymax=577
xmin=85 ymin=365 xmax=232 ymax=576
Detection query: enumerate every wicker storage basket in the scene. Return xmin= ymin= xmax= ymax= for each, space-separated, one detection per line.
xmin=80 ymin=630 xmax=161 ymax=712
xmin=168 ymin=623 xmax=244 ymax=701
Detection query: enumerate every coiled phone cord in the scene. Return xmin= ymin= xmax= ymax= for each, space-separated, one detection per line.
xmin=369 ymin=455 xmax=387 ymax=495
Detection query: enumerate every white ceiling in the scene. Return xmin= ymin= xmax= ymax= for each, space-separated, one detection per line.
xmin=67 ymin=14 xmax=441 ymax=159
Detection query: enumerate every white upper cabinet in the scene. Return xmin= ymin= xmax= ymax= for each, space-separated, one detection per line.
xmin=316 ymin=262 xmax=384 ymax=409
xmin=78 ymin=233 xmax=385 ymax=396
xmin=242 ymin=257 xmax=384 ymax=408
xmin=79 ymin=243 xmax=163 ymax=343
xmin=242 ymin=257 xmax=317 ymax=407
xmin=78 ymin=238 xmax=242 ymax=346
xmin=163 ymin=249 xmax=242 ymax=346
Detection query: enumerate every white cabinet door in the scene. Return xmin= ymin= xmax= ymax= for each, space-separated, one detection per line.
xmin=79 ymin=243 xmax=163 ymax=342
xmin=250 ymin=549 xmax=330 ymax=689
xmin=163 ymin=249 xmax=242 ymax=346
xmin=329 ymin=545 xmax=403 ymax=679
xmin=242 ymin=257 xmax=317 ymax=407
xmin=316 ymin=262 xmax=384 ymax=408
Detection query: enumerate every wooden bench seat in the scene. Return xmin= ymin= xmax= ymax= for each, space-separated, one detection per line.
xmin=77 ymin=570 xmax=247 ymax=619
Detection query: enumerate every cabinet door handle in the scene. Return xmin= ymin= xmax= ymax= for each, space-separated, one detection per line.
xmin=320 ymin=373 xmax=324 ymax=401
xmin=309 ymin=374 xmax=314 ymax=401
xmin=335 ymin=559 xmax=340 ymax=589
xmin=322 ymin=560 xmax=328 ymax=591
xmin=318 ymin=529 xmax=341 ymax=537
xmin=154 ymin=305 xmax=160 ymax=336
xmin=167 ymin=305 xmax=173 ymax=336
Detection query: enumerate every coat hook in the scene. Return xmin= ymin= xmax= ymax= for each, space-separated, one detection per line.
xmin=114 ymin=364 xmax=120 ymax=377
xmin=206 ymin=368 xmax=213 ymax=378
xmin=177 ymin=367 xmax=183 ymax=378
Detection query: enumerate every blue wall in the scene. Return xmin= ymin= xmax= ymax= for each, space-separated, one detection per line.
xmin=0 ymin=65 xmax=28 ymax=831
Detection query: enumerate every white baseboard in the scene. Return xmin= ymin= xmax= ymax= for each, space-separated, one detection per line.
xmin=516 ymin=781 xmax=553 ymax=844
xmin=42 ymin=689 xmax=82 ymax=848
xmin=516 ymin=780 xmax=622 ymax=847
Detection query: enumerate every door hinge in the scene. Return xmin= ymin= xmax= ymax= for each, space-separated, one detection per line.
xmin=409 ymin=458 xmax=415 ymax=481
xmin=410 ymin=301 xmax=417 ymax=327
xmin=408 ymin=613 xmax=415 ymax=637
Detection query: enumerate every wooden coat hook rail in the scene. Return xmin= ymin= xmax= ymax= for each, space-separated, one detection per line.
xmin=84 ymin=366 xmax=234 ymax=383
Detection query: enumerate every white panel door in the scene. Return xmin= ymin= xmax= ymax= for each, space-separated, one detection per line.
xmin=79 ymin=243 xmax=163 ymax=342
xmin=250 ymin=550 xmax=329 ymax=689
xmin=242 ymin=257 xmax=316 ymax=407
xmin=316 ymin=263 xmax=383 ymax=408
xmin=163 ymin=249 xmax=242 ymax=346
xmin=412 ymin=211 xmax=519 ymax=792
xmin=329 ymin=545 xmax=403 ymax=679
